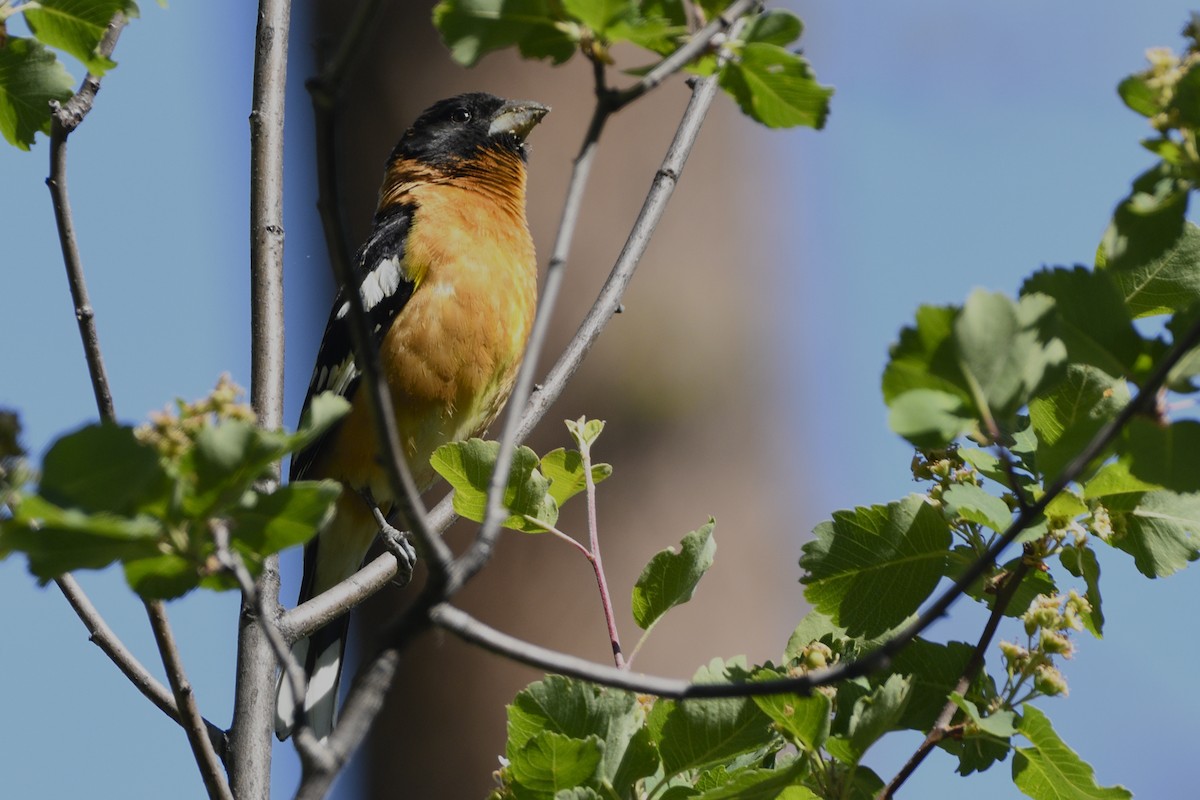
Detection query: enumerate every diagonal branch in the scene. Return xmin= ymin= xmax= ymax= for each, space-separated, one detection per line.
xmin=145 ymin=601 xmax=233 ymax=800
xmin=55 ymin=575 xmax=228 ymax=757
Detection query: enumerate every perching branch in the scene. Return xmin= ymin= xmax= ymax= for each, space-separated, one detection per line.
xmin=230 ymin=0 xmax=292 ymax=795
xmin=145 ymin=601 xmax=234 ymax=800
xmin=55 ymin=575 xmax=228 ymax=758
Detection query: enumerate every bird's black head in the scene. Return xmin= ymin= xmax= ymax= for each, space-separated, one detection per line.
xmin=391 ymin=92 xmax=549 ymax=170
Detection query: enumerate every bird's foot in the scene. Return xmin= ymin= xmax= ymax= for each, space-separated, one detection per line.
xmin=372 ymin=506 xmax=417 ymax=588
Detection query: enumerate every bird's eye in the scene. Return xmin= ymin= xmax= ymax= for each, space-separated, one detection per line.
xmin=450 ymin=107 xmax=471 ymax=124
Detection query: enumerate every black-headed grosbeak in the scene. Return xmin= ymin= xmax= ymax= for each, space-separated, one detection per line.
xmin=275 ymin=93 xmax=548 ymax=741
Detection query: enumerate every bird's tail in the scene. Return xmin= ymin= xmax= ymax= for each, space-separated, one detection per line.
xmin=275 ymin=495 xmax=378 ymax=741
xmin=274 ymin=610 xmax=350 ymax=741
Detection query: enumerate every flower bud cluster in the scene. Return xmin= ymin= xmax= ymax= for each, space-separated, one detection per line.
xmin=1000 ymin=591 xmax=1091 ymax=700
xmin=136 ymin=375 xmax=256 ymax=461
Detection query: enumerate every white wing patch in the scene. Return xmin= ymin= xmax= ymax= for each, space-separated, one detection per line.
xmin=360 ymin=256 xmax=404 ymax=312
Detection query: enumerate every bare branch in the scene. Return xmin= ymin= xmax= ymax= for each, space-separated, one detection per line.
xmin=145 ymin=600 xmax=233 ymax=800
xmin=45 ymin=12 xmax=129 ymax=423
xmin=213 ymin=524 xmax=335 ymax=773
xmin=230 ymin=0 xmax=292 ymax=794
xmin=879 ymin=559 xmax=1034 ymax=798
xmin=54 ymin=575 xmax=228 ymax=757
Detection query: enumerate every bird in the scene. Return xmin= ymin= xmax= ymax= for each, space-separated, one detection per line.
xmin=274 ymin=92 xmax=548 ymax=742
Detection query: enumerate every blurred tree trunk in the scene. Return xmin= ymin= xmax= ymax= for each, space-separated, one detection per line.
xmin=302 ymin=3 xmax=809 ymax=797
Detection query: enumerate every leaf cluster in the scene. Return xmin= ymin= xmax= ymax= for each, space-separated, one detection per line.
xmin=0 ymin=378 xmax=347 ymax=599
xmin=430 ymin=0 xmax=832 ymax=129
xmin=0 ymin=0 xmax=141 ymax=149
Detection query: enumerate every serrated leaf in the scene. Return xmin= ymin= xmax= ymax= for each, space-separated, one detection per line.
xmin=507 ymin=676 xmax=649 ymax=792
xmin=883 ymin=305 xmax=966 ymax=403
xmin=800 ymin=495 xmax=950 ymax=638
xmin=1105 ymin=489 xmax=1200 ymax=578
xmin=541 ymin=448 xmax=612 ymax=508
xmin=783 ymin=609 xmax=847 ymax=663
xmin=0 ymin=37 xmax=75 ymax=150
xmin=632 ymin=519 xmax=716 ymax=631
xmin=1012 ymin=706 xmax=1131 ymax=799
xmin=954 ymin=291 xmax=1067 ymax=428
xmin=430 ymin=438 xmax=557 ymax=531
xmin=1059 ymin=544 xmax=1104 ymax=637
xmin=23 ymin=0 xmax=139 ymax=77
xmin=561 ymin=0 xmax=633 ymax=35
xmin=741 ymin=9 xmax=802 ymax=46
xmin=943 ymin=484 xmax=1012 ymax=533
xmin=751 ymin=676 xmax=830 ymax=752
xmin=432 ymin=0 xmax=577 ymax=67
xmin=509 ymin=731 xmax=603 ymax=795
xmin=652 ymin=662 xmax=774 ymax=776
xmin=227 ymin=480 xmax=340 ymax=558
xmin=1121 ymin=418 xmax=1200 ymax=493
xmin=691 ymin=762 xmax=809 ymax=799
xmin=826 ymin=674 xmax=911 ymax=765
xmin=718 ymin=42 xmax=831 ymax=129
xmin=1028 ymin=365 xmax=1129 ymax=481
xmin=1021 ymin=266 xmax=1142 ymax=378
xmin=1081 ymin=460 xmax=1160 ymax=499
xmin=889 ymin=638 xmax=974 ymax=731
xmin=887 ymin=389 xmax=973 ymax=448
xmin=40 ymin=423 xmax=170 ymax=517
xmin=2 ymin=494 xmax=161 ymax=581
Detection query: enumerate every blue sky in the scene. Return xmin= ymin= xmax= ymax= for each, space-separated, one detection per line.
xmin=2 ymin=1 xmax=1198 ymax=798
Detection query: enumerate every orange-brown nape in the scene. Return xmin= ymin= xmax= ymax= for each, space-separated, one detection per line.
xmin=275 ymin=92 xmax=548 ymax=742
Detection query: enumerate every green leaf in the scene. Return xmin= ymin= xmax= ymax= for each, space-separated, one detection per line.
xmin=750 ymin=669 xmax=831 ymax=751
xmin=432 ymin=0 xmax=577 ymax=67
xmin=430 ymin=438 xmax=557 ymax=532
xmin=1081 ymin=460 xmax=1160 ymax=499
xmin=631 ymin=519 xmax=716 ymax=631
xmin=508 ymin=731 xmax=603 ymax=795
xmin=226 ymin=480 xmax=340 ymax=558
xmin=565 ymin=417 xmax=605 ymax=450
xmin=123 ymin=552 xmax=201 ymax=600
xmin=1012 ymin=706 xmax=1131 ymax=799
xmin=883 ymin=305 xmax=966 ymax=403
xmin=1121 ymin=418 xmax=1200 ymax=493
xmin=0 ymin=37 xmax=75 ymax=150
xmin=691 ymin=762 xmax=809 ymax=799
xmin=889 ymin=638 xmax=974 ymax=731
xmin=1098 ymin=167 xmax=1198 ymax=316
xmin=541 ymin=448 xmax=612 ymax=508
xmin=1028 ymin=365 xmax=1129 ymax=482
xmin=652 ymin=660 xmax=775 ymax=776
xmin=954 ymin=291 xmax=1067 ymax=428
xmin=1021 ymin=266 xmax=1142 ymax=378
xmin=800 ymin=495 xmax=950 ymax=638
xmin=560 ymin=0 xmax=633 ymax=36
xmin=1169 ymin=62 xmax=1200 ymax=127
xmin=718 ymin=42 xmax=831 ymax=129
xmin=1105 ymin=489 xmax=1200 ymax=578
xmin=507 ymin=676 xmax=651 ymax=793
xmin=887 ymin=389 xmax=973 ymax=448
xmin=951 ymin=693 xmax=1017 ymax=738
xmin=825 ymin=674 xmax=911 ymax=765
xmin=40 ymin=423 xmax=170 ymax=517
xmin=2 ymin=494 xmax=161 ymax=581
xmin=1059 ymin=544 xmax=1104 ymax=637
xmin=23 ymin=0 xmax=139 ymax=77
xmin=741 ymin=9 xmax=802 ymax=46
xmin=943 ymin=484 xmax=1012 ymax=533
xmin=1117 ymin=73 xmax=1159 ymax=117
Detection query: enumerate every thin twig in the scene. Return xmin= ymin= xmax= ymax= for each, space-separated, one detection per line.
xmin=213 ymin=524 xmax=334 ymax=773
xmin=878 ymin=559 xmax=1034 ymax=799
xmin=581 ymin=431 xmax=624 ymax=668
xmin=145 ymin=601 xmax=234 ymax=800
xmin=46 ymin=12 xmax=128 ymax=422
xmin=230 ymin=0 xmax=292 ymax=794
xmin=54 ymin=575 xmax=228 ymax=757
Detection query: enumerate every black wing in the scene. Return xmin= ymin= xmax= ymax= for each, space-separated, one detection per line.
xmin=289 ymin=203 xmax=418 ymax=482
